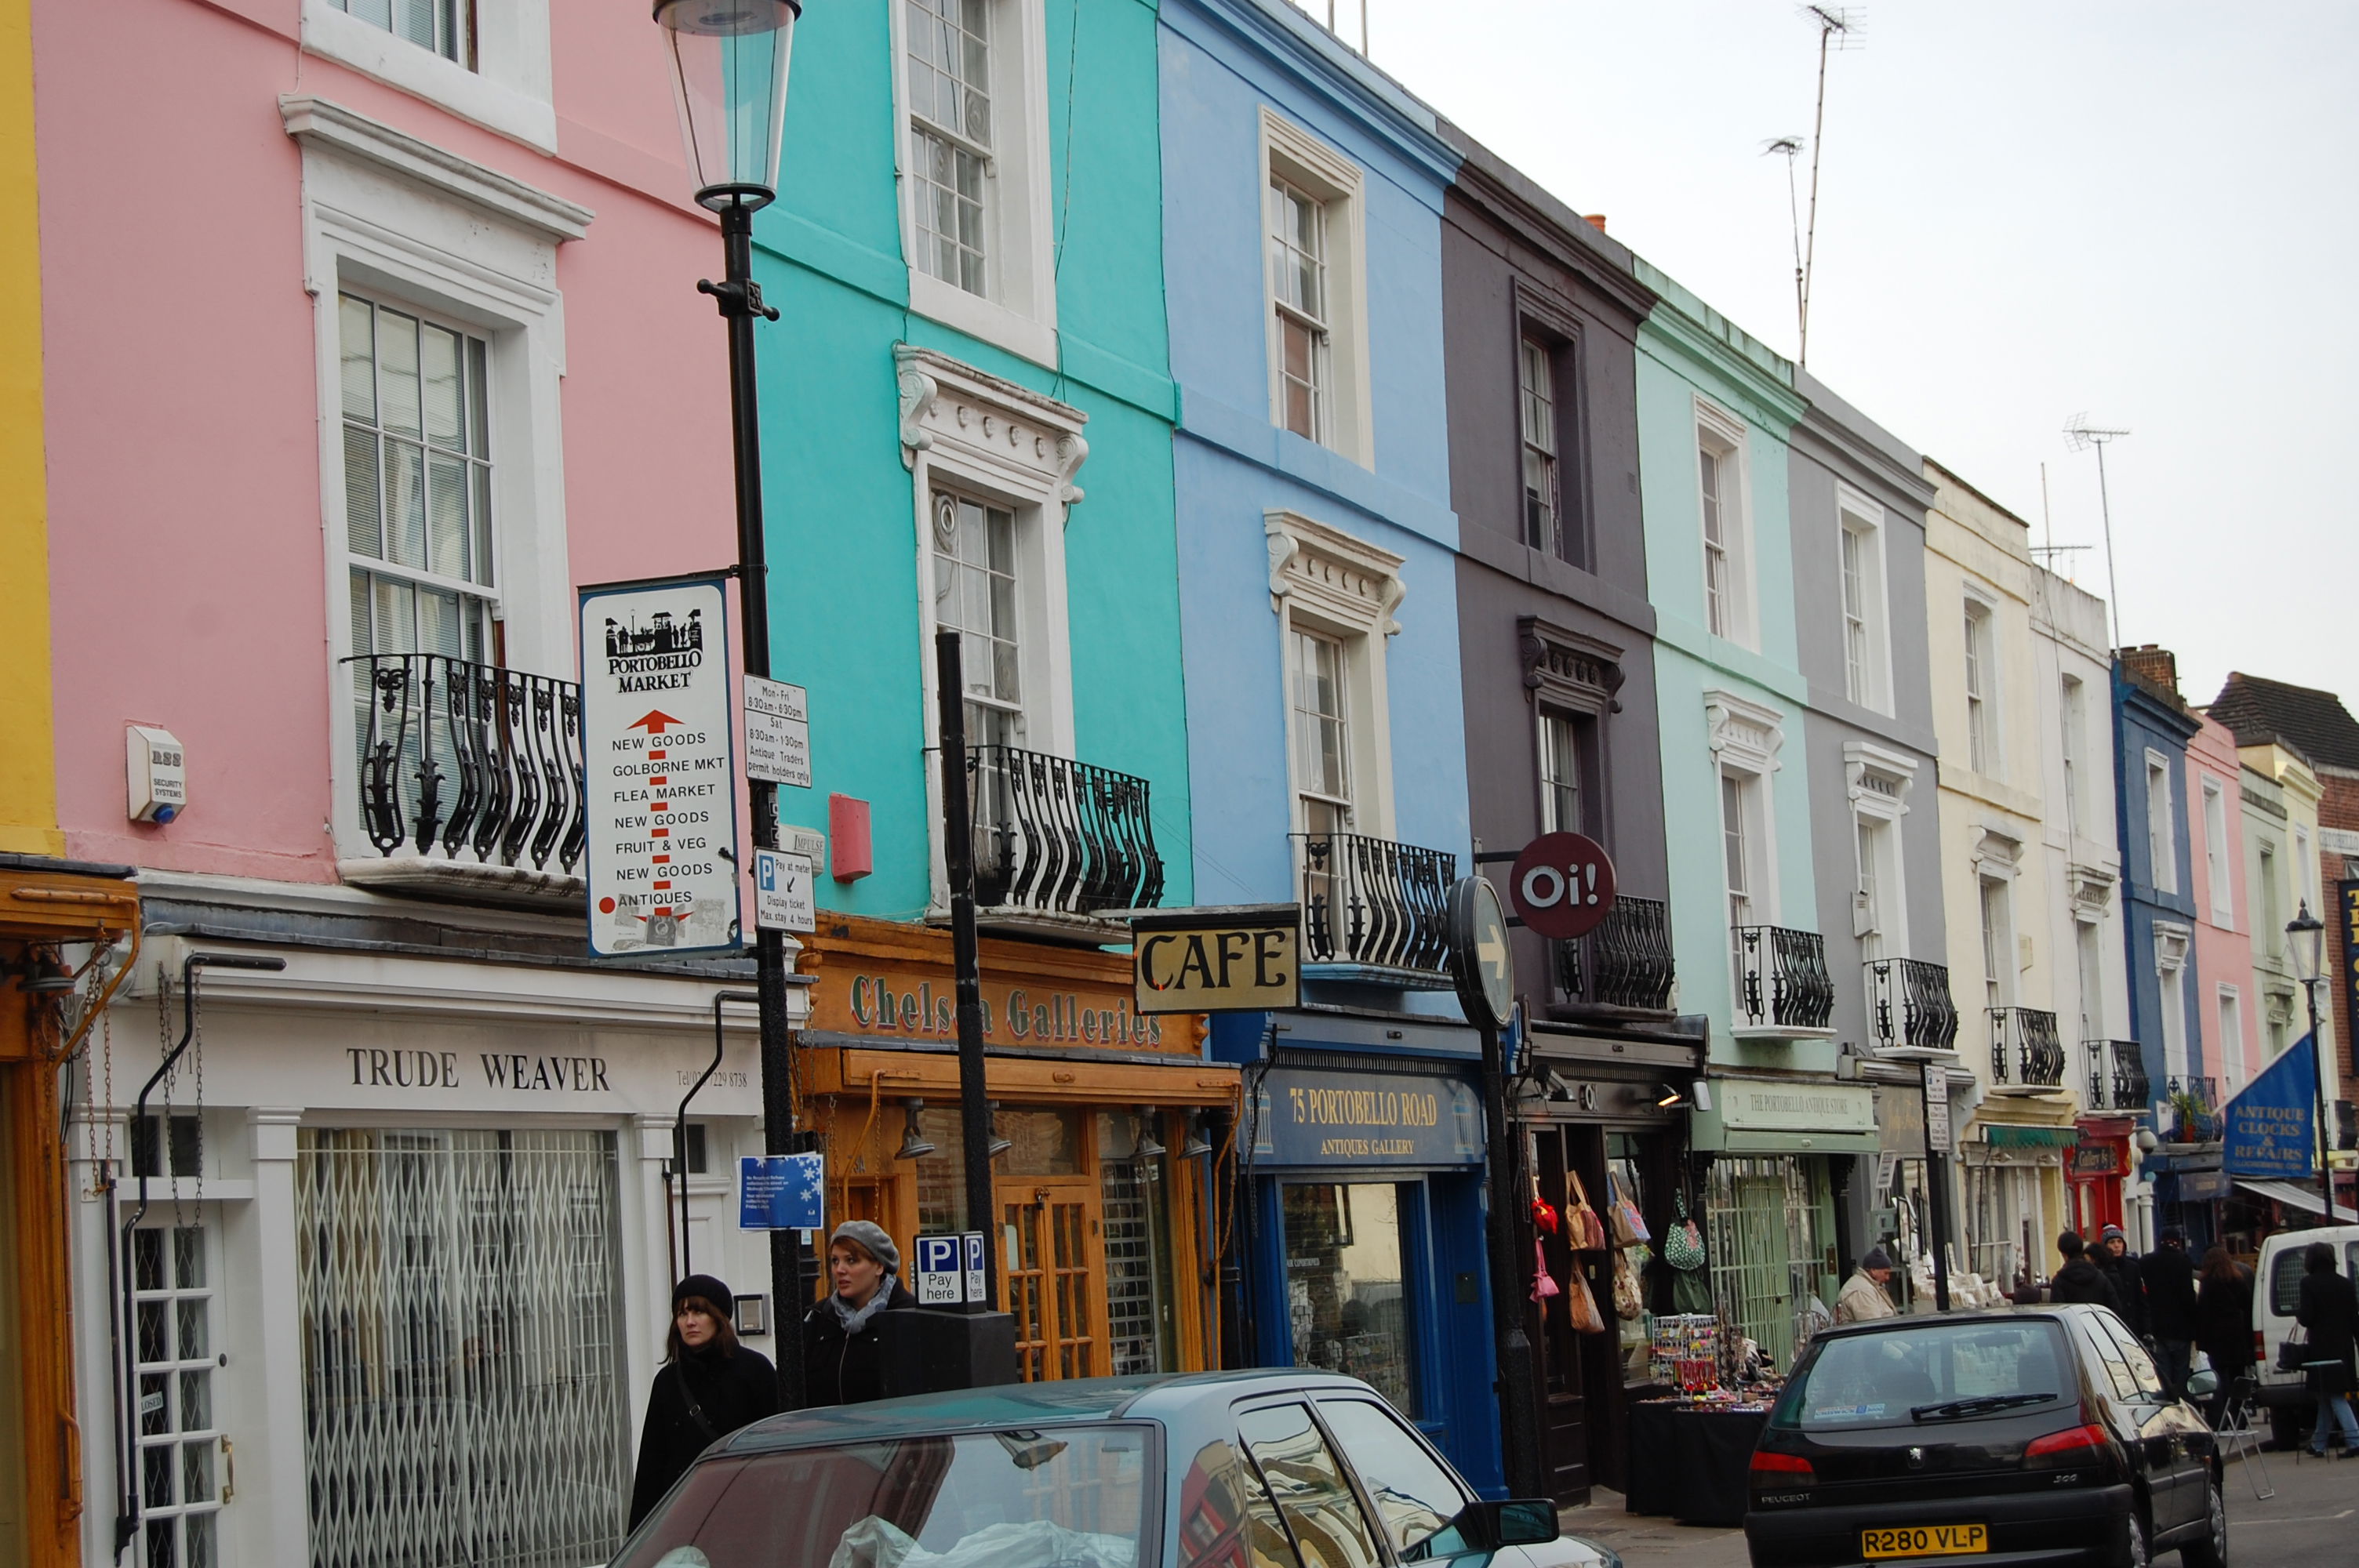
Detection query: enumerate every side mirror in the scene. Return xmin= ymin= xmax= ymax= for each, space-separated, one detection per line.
xmin=1485 ymin=1499 xmax=1561 ymax=1548
xmin=2184 ymin=1369 xmax=2218 ymax=1399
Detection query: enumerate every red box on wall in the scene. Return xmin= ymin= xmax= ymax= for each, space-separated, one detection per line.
xmin=828 ymin=794 xmax=872 ymax=882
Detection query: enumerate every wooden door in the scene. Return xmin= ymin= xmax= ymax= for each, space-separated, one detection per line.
xmin=998 ymin=1178 xmax=1105 ymax=1381
xmin=1528 ymin=1127 xmax=1592 ymax=1505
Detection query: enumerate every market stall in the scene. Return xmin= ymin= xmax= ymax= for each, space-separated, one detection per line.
xmin=1621 ymin=1314 xmax=1786 ymax=1527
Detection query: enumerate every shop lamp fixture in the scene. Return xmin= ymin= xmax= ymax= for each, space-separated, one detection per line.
xmin=1134 ymin=1109 xmax=1167 ymax=1161
xmin=1181 ymin=1111 xmax=1214 ymax=1160
xmin=1657 ymin=1083 xmax=1688 ymax=1109
xmin=655 ymin=0 xmax=798 ymax=210
xmin=895 ymin=1100 xmax=937 ymax=1162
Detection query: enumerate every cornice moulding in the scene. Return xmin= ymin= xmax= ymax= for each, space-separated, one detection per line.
xmin=279 ymin=94 xmax=592 ymax=243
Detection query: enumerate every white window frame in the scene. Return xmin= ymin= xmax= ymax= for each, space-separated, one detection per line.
xmin=1843 ymin=741 xmax=1915 ymax=957
xmin=1695 ymin=399 xmax=1754 ymax=648
xmin=2295 ymin=822 xmax=2317 ymax=914
xmin=2215 ymin=984 xmax=2244 ymax=1094
xmin=300 ymin=0 xmax=555 ymax=152
xmin=1538 ymin=708 xmax=1587 ymax=836
xmin=1259 ymin=109 xmax=1373 ymax=466
xmin=897 ymin=346 xmax=1089 ymax=905
xmin=1961 ymin=590 xmax=2000 ymax=776
xmin=1267 ymin=510 xmax=1404 ymax=841
xmin=2201 ymin=775 xmax=2235 ymax=928
xmin=1979 ymin=872 xmax=2016 ymax=1014
xmin=1706 ymin=689 xmax=1784 ymax=929
xmin=2145 ymin=749 xmax=2178 ymax=895
xmin=891 ymin=0 xmax=1059 ymax=366
xmin=2059 ymin=673 xmax=2088 ymax=840
xmin=1519 ymin=336 xmax=1562 ymax=555
xmin=287 ymin=97 xmax=589 ymax=866
xmin=2155 ymin=922 xmax=2191 ymax=1087
xmin=2257 ymin=837 xmax=2282 ymax=957
xmin=1835 ymin=487 xmax=1892 ymax=715
xmin=2075 ymin=914 xmax=2105 ymax=1042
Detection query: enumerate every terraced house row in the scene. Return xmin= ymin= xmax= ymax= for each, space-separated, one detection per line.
xmin=3 ymin=1 xmax=2353 ymax=1562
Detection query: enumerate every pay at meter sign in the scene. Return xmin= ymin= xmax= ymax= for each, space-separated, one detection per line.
xmin=1507 ymin=832 xmax=1618 ymax=942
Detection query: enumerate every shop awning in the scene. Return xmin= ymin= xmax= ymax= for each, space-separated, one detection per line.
xmin=1983 ymin=1125 xmax=2081 ymax=1149
xmin=2235 ymin=1178 xmax=2338 ymax=1217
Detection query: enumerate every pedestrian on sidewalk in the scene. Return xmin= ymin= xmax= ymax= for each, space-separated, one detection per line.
xmin=2095 ymin=1225 xmax=2146 ymax=1337
xmin=2295 ymin=1240 xmax=2359 ymax=1457
xmin=804 ymin=1220 xmax=918 ymax=1406
xmin=2194 ymin=1244 xmax=2255 ymax=1430
xmin=1835 ymin=1247 xmax=1898 ymax=1323
xmin=2049 ymin=1232 xmax=2121 ymax=1312
xmin=2139 ymin=1227 xmax=2199 ymax=1397
xmin=628 ymin=1274 xmax=780 ymax=1528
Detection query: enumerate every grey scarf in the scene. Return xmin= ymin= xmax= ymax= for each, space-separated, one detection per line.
xmin=828 ymin=1279 xmax=895 ymax=1335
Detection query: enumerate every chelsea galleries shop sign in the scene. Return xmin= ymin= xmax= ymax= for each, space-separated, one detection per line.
xmin=580 ymin=575 xmax=742 ymax=957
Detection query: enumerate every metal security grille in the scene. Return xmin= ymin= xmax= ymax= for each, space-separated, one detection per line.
xmin=295 ymin=1128 xmax=628 ymax=1568
xmin=1704 ymin=1158 xmax=1834 ymax=1371
xmin=1097 ymin=1135 xmax=1172 ymax=1377
xmin=133 ymin=1225 xmax=220 ymax=1568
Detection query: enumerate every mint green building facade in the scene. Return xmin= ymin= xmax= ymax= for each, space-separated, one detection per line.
xmin=1634 ymin=262 xmax=1865 ymax=1363
xmin=753 ymin=0 xmax=1191 ymax=919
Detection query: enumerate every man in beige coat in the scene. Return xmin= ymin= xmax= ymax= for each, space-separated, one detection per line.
xmin=1835 ymin=1246 xmax=1899 ymax=1323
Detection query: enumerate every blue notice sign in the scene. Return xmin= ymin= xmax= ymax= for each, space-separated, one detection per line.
xmin=738 ymin=1153 xmax=825 ymax=1231
xmin=2223 ymin=1034 xmax=2317 ymax=1179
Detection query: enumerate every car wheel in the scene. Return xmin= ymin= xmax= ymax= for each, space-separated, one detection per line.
xmin=2178 ymin=1472 xmax=2227 ymax=1568
xmin=2112 ymin=1506 xmax=2150 ymax=1568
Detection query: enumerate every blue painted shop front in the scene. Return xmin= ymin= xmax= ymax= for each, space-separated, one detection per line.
xmin=1212 ymin=1008 xmax=1507 ymax=1497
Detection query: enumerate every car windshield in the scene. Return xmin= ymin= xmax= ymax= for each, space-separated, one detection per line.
xmin=613 ymin=1425 xmax=1154 ymax=1568
xmin=1775 ymin=1319 xmax=2074 ymax=1430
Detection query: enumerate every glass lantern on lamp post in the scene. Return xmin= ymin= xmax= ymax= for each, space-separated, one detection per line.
xmin=2288 ymin=902 xmax=2337 ymax=1221
xmin=654 ymin=0 xmax=808 ymax=1402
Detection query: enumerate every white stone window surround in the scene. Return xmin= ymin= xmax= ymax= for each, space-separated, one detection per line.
xmin=286 ymin=96 xmax=590 ymax=865
xmin=1693 ymin=396 xmax=1756 ymax=650
xmin=897 ymin=345 xmax=1088 ymax=900
xmin=2200 ymin=772 xmax=2236 ymax=929
xmin=1704 ymin=688 xmax=1784 ymax=927
xmin=1835 ymin=484 xmax=1894 ymax=716
xmin=1267 ymin=510 xmax=1404 ymax=840
xmin=300 ymin=0 xmax=555 ymax=154
xmin=889 ymin=0 xmax=1060 ymax=368
xmin=2154 ymin=920 xmax=2191 ymax=1084
xmin=1259 ymin=109 xmax=1375 ymax=468
xmin=1844 ymin=740 xmax=1915 ymax=954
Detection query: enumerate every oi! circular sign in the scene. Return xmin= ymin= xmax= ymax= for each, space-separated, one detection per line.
xmin=1507 ymin=832 xmax=1618 ymax=942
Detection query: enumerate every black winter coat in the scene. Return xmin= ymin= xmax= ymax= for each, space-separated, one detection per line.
xmin=2139 ymin=1245 xmax=2199 ymax=1341
xmin=2050 ymin=1258 xmax=2121 ymax=1312
xmin=2295 ymin=1267 xmax=2359 ymax=1397
xmin=2095 ymin=1250 xmax=2146 ymax=1335
xmin=2194 ymin=1267 xmax=2255 ymax=1372
xmin=803 ymin=1279 xmax=918 ymax=1407
xmin=627 ymin=1344 xmax=780 ymax=1529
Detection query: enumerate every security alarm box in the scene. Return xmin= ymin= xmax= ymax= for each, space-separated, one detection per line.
xmin=127 ymin=725 xmax=187 ymax=824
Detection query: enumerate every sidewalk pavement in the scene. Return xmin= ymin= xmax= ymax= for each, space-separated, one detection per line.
xmin=1558 ymin=1489 xmax=1745 ymax=1568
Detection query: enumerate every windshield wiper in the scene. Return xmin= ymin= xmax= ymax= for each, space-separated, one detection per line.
xmin=1910 ymin=1393 xmax=2055 ymax=1422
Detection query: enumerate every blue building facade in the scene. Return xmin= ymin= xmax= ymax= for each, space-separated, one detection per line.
xmin=1159 ymin=0 xmax=1501 ymax=1490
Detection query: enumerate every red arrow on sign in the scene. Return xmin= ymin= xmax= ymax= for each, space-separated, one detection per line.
xmin=628 ymin=710 xmax=685 ymax=735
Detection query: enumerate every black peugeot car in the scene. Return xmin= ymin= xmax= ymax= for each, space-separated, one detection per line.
xmin=1744 ymin=1306 xmax=2223 ymax=1568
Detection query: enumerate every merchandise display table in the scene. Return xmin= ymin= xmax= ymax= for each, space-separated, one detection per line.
xmin=1625 ymin=1399 xmax=1772 ymax=1527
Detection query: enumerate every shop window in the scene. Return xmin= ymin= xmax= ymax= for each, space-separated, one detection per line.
xmin=1236 ymin=1403 xmax=1383 ymax=1568
xmin=1606 ymin=1135 xmax=1655 ymax=1377
xmin=131 ymin=1112 xmax=202 ymax=1180
xmin=133 ymin=1225 xmax=220 ymax=1568
xmin=1280 ymin=1182 xmax=1416 ymax=1416
xmin=295 ymin=1127 xmax=629 ymax=1566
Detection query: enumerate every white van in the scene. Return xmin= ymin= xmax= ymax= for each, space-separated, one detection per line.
xmin=2252 ymin=1223 xmax=2359 ymax=1448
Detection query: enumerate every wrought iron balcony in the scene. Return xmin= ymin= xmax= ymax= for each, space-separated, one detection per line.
xmin=1988 ymin=1007 xmax=2065 ymax=1089
xmin=1552 ymin=895 xmax=1675 ymax=1012
xmin=1295 ymin=833 xmax=1456 ymax=978
xmin=2082 ymin=1040 xmax=2152 ymax=1113
xmin=344 ymin=654 xmax=584 ymax=879
xmin=967 ymin=744 xmax=1164 ymax=916
xmin=1732 ymin=925 xmax=1835 ymax=1034
xmin=2165 ymin=1075 xmax=2221 ymax=1141
xmin=1866 ymin=957 xmax=1961 ymax=1053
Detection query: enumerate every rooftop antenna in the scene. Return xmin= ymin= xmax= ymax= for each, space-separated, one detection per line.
xmin=1796 ymin=5 xmax=1864 ymax=366
xmin=2063 ymin=414 xmax=2132 ymax=652
xmin=2028 ymin=459 xmax=2092 ymax=579
xmin=1764 ymin=136 xmax=1806 ymax=356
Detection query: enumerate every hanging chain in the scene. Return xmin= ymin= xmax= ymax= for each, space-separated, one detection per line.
xmin=192 ymin=967 xmax=206 ymax=1208
xmin=156 ymin=966 xmax=181 ymax=1226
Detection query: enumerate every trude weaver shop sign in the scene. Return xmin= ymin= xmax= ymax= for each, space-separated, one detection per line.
xmin=579 ymin=573 xmax=742 ymax=957
xmin=2222 ymin=1032 xmax=2319 ymax=1180
xmin=1131 ymin=904 xmax=1300 ymax=1014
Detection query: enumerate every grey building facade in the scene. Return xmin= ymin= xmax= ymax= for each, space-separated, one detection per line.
xmin=1787 ymin=368 xmax=1958 ymax=1294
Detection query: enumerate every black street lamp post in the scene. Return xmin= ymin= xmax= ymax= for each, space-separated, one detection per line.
xmin=653 ymin=0 xmax=808 ymax=1403
xmin=2288 ymin=902 xmax=2339 ymax=1223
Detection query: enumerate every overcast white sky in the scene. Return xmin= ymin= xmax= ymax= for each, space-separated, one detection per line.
xmin=1332 ymin=1 xmax=2356 ymax=707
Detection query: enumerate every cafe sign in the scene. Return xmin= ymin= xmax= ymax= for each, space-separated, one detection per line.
xmin=1131 ymin=905 xmax=1300 ymax=1014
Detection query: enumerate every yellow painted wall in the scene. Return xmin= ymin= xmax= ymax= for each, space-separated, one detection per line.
xmin=0 ymin=0 xmax=63 ymax=857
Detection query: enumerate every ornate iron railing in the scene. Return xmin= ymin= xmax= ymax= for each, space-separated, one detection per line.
xmin=1295 ymin=833 xmax=1456 ymax=974
xmin=2083 ymin=1040 xmax=2152 ymax=1112
xmin=2166 ymin=1075 xmax=2221 ymax=1141
xmin=1987 ymin=1007 xmax=2065 ymax=1087
xmin=967 ymin=745 xmax=1164 ymax=916
xmin=344 ymin=654 xmax=585 ymax=875
xmin=1553 ymin=895 xmax=1675 ymax=1010
xmin=1732 ymin=925 xmax=1835 ymax=1031
xmin=1866 ymin=957 xmax=1961 ymax=1053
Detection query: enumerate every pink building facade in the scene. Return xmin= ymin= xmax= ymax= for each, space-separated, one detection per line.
xmin=2186 ymin=713 xmax=2261 ymax=1098
xmin=32 ymin=5 xmax=788 ymax=1563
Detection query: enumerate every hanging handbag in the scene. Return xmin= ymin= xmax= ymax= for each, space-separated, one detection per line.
xmin=1663 ymin=1192 xmax=1707 ymax=1272
xmin=2275 ymin=1324 xmax=2310 ymax=1374
xmin=1564 ymin=1259 xmax=1607 ymax=1335
xmin=1612 ymin=1245 xmax=1647 ymax=1321
xmin=1530 ymin=1239 xmax=1561 ymax=1303
xmin=1607 ymin=1174 xmax=1652 ymax=1247
xmin=1565 ymin=1171 xmax=1608 ymax=1251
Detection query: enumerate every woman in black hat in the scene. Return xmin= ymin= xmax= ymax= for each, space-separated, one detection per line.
xmin=627 ymin=1275 xmax=780 ymax=1527
xmin=2295 ymin=1242 xmax=2359 ymax=1457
